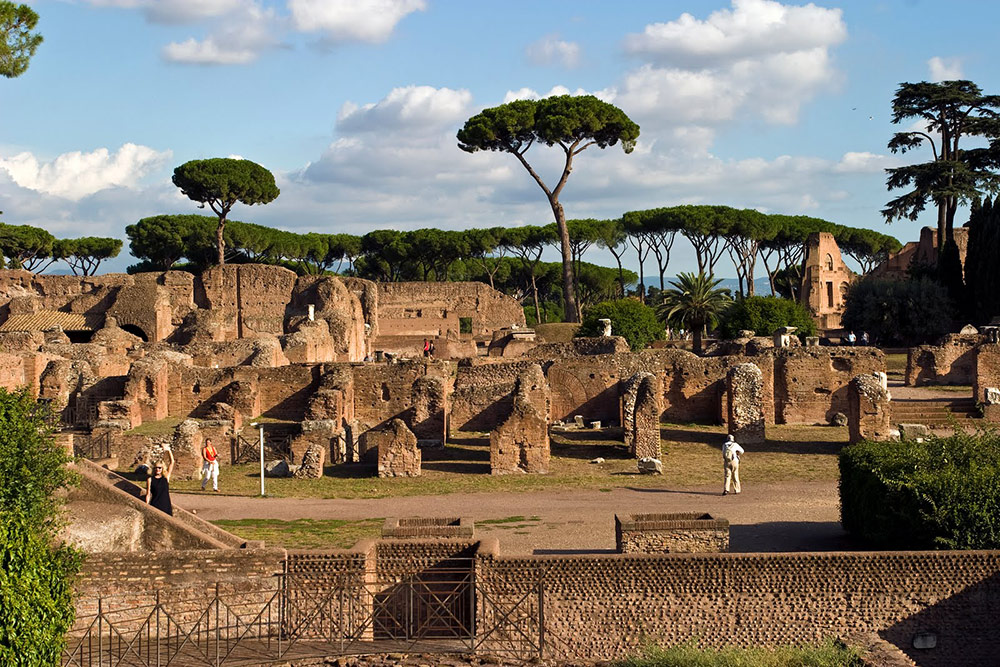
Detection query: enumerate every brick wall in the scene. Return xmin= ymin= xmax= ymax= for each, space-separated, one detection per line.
xmin=477 ymin=548 xmax=1000 ymax=666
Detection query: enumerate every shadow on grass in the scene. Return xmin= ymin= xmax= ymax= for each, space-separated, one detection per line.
xmin=660 ymin=427 xmax=720 ymax=446
xmin=553 ymin=428 xmax=623 ymax=443
xmin=552 ymin=440 xmax=632 ymax=461
xmin=321 ymin=463 xmax=375 ymax=479
xmin=422 ymin=461 xmax=491 ymax=474
xmin=423 ymin=444 xmax=488 ymax=463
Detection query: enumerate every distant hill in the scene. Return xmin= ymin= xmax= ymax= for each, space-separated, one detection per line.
xmin=642 ymin=276 xmax=773 ymax=295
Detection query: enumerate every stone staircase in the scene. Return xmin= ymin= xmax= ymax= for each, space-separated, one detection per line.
xmin=890 ymin=397 xmax=980 ymax=427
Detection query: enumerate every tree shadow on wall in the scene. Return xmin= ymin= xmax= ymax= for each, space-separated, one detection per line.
xmin=728 ymin=521 xmax=859 ymax=553
xmin=882 ymin=570 xmax=1000 ymax=667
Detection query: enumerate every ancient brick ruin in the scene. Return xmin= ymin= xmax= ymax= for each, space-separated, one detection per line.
xmin=489 ymin=364 xmax=550 ymax=474
xmin=847 ymin=373 xmax=892 ymax=444
xmin=725 ymin=363 xmax=765 ymax=445
xmin=622 ymin=371 xmax=663 ymax=459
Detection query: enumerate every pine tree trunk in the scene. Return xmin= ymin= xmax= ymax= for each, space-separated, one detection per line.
xmin=216 ymin=218 xmax=226 ymax=266
xmin=550 ymin=198 xmax=579 ymax=323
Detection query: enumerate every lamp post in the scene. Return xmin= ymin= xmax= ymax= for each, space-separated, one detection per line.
xmin=250 ymin=422 xmax=265 ymax=497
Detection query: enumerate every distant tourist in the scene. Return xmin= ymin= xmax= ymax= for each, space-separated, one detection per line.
xmin=146 ymin=447 xmax=175 ymax=515
xmin=861 ymin=331 xmax=870 ymax=346
xmin=201 ymin=438 xmax=219 ymax=492
xmin=423 ymin=338 xmax=430 ymax=357
xmin=428 ymin=340 xmax=435 ymax=357
xmin=722 ymin=434 xmax=744 ymax=496
xmin=847 ymin=331 xmax=857 ymax=346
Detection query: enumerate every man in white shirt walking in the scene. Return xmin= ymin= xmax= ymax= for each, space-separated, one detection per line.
xmin=722 ymin=434 xmax=744 ymax=495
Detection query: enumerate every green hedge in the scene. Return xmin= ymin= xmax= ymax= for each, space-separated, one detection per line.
xmin=717 ymin=296 xmax=816 ymax=340
xmin=577 ymin=299 xmax=664 ymax=351
xmin=839 ymin=432 xmax=1000 ymax=549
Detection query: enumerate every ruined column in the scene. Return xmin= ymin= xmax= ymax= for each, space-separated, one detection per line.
xmin=622 ymin=372 xmax=663 ymax=459
xmin=847 ymin=373 xmax=892 ymax=444
xmin=726 ymin=363 xmax=765 ymax=445
xmin=490 ymin=364 xmax=550 ymax=474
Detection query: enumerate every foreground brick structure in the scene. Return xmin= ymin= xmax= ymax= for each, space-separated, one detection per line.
xmin=615 ymin=513 xmax=729 ymax=554
xmin=490 ymin=364 xmax=550 ymax=475
xmin=907 ymin=332 xmax=980 ymax=386
xmin=726 ymin=363 xmax=765 ymax=445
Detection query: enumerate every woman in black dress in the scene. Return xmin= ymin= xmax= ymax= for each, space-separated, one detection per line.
xmin=145 ymin=448 xmax=175 ymax=515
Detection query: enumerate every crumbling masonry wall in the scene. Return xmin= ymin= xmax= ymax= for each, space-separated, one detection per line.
xmin=847 ymin=373 xmax=891 ymax=444
xmin=622 ymin=372 xmax=662 ymax=459
xmin=906 ymin=333 xmax=980 ymax=386
xmin=490 ymin=364 xmax=550 ymax=474
xmin=726 ymin=363 xmax=765 ymax=445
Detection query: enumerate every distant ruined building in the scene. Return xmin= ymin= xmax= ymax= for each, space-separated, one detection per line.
xmin=869 ymin=226 xmax=970 ymax=282
xmin=799 ymin=231 xmax=855 ymax=333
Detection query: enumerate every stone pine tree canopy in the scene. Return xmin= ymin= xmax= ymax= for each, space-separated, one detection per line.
xmin=458 ymin=95 xmax=640 ymax=323
xmin=0 ymin=1 xmax=42 ymax=79
xmin=172 ymin=158 xmax=280 ymax=266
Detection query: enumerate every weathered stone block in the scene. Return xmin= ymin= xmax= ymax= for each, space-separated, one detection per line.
xmin=490 ymin=364 xmax=550 ymax=475
xmin=615 ymin=512 xmax=730 ymax=553
xmin=293 ymin=442 xmax=326 ymax=479
xmin=622 ymin=372 xmax=663 ymax=459
xmin=898 ymin=422 xmax=930 ymax=441
xmin=370 ymin=418 xmax=421 ymax=478
xmin=847 ymin=373 xmax=892 ymax=444
xmin=726 ymin=363 xmax=765 ymax=445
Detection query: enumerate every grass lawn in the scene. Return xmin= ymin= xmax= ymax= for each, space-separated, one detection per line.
xmin=167 ymin=422 xmax=846 ymax=500
xmin=210 ymin=518 xmax=384 ymax=549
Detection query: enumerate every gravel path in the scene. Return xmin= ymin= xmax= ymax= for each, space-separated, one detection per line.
xmin=176 ymin=480 xmax=851 ymax=555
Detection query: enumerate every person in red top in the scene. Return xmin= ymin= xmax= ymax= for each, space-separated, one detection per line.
xmin=201 ymin=438 xmax=220 ymax=492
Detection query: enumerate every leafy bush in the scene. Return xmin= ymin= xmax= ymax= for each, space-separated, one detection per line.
xmin=840 ymin=430 xmax=1000 ymax=549
xmin=577 ymin=299 xmax=664 ymax=351
xmin=718 ymin=296 xmax=816 ymax=340
xmin=0 ymin=388 xmax=81 ymax=665
xmin=617 ymin=639 xmax=864 ymax=666
xmin=841 ymin=277 xmax=953 ymax=346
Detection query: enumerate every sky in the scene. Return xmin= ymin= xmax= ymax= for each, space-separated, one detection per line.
xmin=1 ymin=0 xmax=999 ymax=276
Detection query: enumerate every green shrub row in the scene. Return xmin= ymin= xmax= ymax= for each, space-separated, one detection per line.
xmin=839 ymin=430 xmax=1000 ymax=549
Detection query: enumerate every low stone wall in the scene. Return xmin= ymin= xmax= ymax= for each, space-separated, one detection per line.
xmin=615 ymin=513 xmax=729 ymax=554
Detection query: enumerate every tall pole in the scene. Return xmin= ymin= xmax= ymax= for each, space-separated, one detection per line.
xmin=259 ymin=424 xmax=265 ymax=497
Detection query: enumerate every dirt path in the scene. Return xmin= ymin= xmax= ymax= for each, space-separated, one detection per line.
xmin=176 ymin=480 xmax=851 ymax=555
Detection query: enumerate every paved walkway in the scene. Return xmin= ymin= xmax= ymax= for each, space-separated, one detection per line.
xmin=176 ymin=480 xmax=852 ymax=555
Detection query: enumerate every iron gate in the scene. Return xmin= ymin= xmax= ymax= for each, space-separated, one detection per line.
xmin=62 ymin=560 xmax=570 ymax=666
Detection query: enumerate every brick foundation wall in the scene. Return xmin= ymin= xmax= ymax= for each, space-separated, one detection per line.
xmin=906 ymin=335 xmax=979 ymax=386
xmin=477 ymin=549 xmax=1000 ymax=665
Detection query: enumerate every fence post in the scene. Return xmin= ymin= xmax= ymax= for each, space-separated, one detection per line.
xmin=537 ymin=575 xmax=545 ymax=660
xmin=97 ymin=597 xmax=103 ymax=667
xmin=156 ymin=590 xmax=161 ymax=667
xmin=215 ymin=582 xmax=220 ymax=667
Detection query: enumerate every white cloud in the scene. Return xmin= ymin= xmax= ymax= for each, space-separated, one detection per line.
xmin=0 ymin=143 xmax=172 ymax=200
xmin=84 ymin=0 xmax=241 ymax=24
xmin=615 ymin=0 xmax=846 ymax=128
xmin=288 ymin=0 xmax=426 ymax=43
xmin=526 ymin=34 xmax=581 ymax=68
xmin=928 ymin=56 xmax=963 ymax=81
xmin=502 ymin=85 xmax=614 ymax=104
xmin=833 ymin=151 xmax=895 ymax=173
xmin=162 ymin=5 xmax=283 ymax=65
xmin=624 ymin=0 xmax=846 ymax=67
xmin=337 ymin=85 xmax=473 ymax=134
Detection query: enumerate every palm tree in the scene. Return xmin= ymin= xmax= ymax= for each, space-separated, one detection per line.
xmin=657 ymin=272 xmax=732 ymax=354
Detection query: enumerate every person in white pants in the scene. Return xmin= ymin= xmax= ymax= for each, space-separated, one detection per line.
xmin=201 ymin=438 xmax=220 ymax=492
xmin=722 ymin=434 xmax=744 ymax=495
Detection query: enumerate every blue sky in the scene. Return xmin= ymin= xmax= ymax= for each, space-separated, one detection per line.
xmin=2 ymin=0 xmax=998 ymax=275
